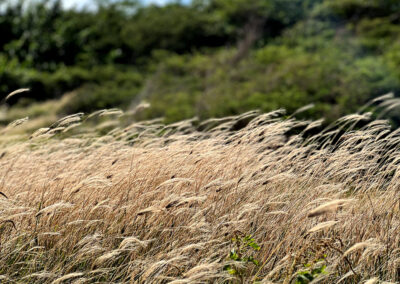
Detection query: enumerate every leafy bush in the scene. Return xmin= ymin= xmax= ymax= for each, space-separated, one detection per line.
xmin=2 ymin=0 xmax=400 ymax=125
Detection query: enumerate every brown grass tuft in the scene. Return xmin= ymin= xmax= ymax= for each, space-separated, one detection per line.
xmin=308 ymin=199 xmax=353 ymax=217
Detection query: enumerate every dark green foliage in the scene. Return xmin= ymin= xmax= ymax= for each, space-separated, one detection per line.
xmin=61 ymin=65 xmax=143 ymax=114
xmin=1 ymin=0 xmax=400 ymax=124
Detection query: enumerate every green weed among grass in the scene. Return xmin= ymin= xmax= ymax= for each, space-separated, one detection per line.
xmin=224 ymin=234 xmax=261 ymax=282
xmin=295 ymin=255 xmax=327 ymax=284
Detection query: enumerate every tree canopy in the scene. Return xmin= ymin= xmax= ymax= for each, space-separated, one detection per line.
xmin=1 ymin=0 xmax=400 ymax=123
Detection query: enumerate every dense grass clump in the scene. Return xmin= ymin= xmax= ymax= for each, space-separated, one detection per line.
xmin=0 ymin=99 xmax=399 ymax=283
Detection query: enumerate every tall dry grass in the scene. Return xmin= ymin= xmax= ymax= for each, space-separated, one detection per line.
xmin=0 ymin=97 xmax=399 ymax=283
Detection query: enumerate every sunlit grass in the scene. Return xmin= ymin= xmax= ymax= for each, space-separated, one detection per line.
xmin=0 ymin=95 xmax=399 ymax=283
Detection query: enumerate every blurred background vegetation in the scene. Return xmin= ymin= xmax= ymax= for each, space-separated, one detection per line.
xmin=1 ymin=0 xmax=400 ymax=125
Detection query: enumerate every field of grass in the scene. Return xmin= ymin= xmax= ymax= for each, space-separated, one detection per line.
xmin=0 ymin=93 xmax=399 ymax=283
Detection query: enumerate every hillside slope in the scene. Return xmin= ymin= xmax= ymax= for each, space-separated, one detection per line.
xmin=2 ymin=0 xmax=400 ymax=124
